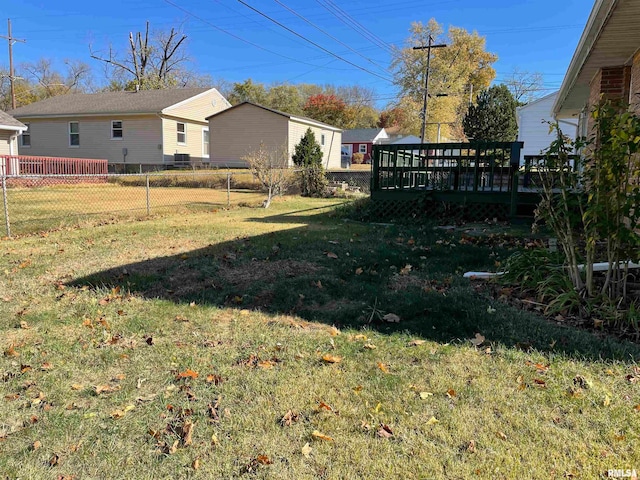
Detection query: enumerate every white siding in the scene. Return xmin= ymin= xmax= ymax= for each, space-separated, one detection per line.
xmin=288 ymin=120 xmax=342 ymax=169
xmin=162 ymin=117 xmax=213 ymax=165
xmin=13 ymin=115 xmax=163 ymax=164
xmin=162 ymin=88 xmax=230 ymax=123
xmin=0 ymin=130 xmax=14 ymax=155
xmin=517 ymin=92 xmax=578 ymax=163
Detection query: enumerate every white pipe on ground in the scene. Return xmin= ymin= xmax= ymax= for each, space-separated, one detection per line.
xmin=463 ymin=261 xmax=640 ymax=279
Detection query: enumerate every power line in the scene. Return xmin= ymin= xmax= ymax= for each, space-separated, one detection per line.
xmin=163 ymin=0 xmax=350 ymax=73
xmin=271 ymin=0 xmax=389 ymax=73
xmin=235 ymin=0 xmax=393 ymax=83
xmin=320 ymin=0 xmax=392 ymax=53
xmin=314 ymin=0 xmax=392 ymax=54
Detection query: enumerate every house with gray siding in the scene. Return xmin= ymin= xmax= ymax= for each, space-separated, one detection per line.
xmin=206 ymin=102 xmax=342 ymax=169
xmin=9 ymin=88 xmax=230 ymax=169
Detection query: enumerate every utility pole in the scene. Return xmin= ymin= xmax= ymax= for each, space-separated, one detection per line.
xmin=413 ymin=35 xmax=446 ymax=144
xmin=1 ymin=19 xmax=26 ymax=110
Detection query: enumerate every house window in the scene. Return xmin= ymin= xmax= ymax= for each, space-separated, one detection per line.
xmin=177 ymin=122 xmax=186 ymax=144
xmin=202 ymin=128 xmax=210 ymax=157
xmin=21 ymin=123 xmax=31 ymax=147
xmin=321 ymin=134 xmax=325 ymax=146
xmin=69 ymin=122 xmax=80 ymax=146
xmin=359 ymin=144 xmax=367 ymax=154
xmin=111 ymin=120 xmax=123 ymax=139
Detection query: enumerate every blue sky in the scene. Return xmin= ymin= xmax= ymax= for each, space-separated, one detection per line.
xmin=4 ymin=0 xmax=592 ymax=107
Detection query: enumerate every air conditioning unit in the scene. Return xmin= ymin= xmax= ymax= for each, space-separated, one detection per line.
xmin=174 ymin=153 xmax=190 ymax=164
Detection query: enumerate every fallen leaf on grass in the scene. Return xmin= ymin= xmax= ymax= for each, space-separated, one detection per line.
xmin=419 ymin=392 xmax=433 ymax=399
xmin=70 ymin=384 xmax=84 ymax=391
xmin=176 ymin=369 xmax=198 ymax=380
xmin=174 ymin=315 xmax=189 ymax=322
xmin=94 ymin=385 xmax=121 ymax=395
xmin=408 ymin=339 xmax=426 ymax=346
xmin=192 ymin=458 xmax=200 ymax=470
xmin=257 ymin=360 xmax=276 ymax=369
xmin=321 ymin=354 xmax=342 ymax=364
xmin=301 ymin=442 xmax=312 ymax=458
xmin=467 ymin=440 xmax=476 ymax=453
xmin=19 ymin=321 xmax=30 ymax=329
xmin=206 ymin=374 xmax=223 ymax=385
xmin=316 ymin=402 xmax=334 ymax=413
xmin=377 ymin=424 xmax=394 ymax=438
xmin=377 ymin=362 xmax=389 ymax=373
xmin=382 ymin=313 xmax=400 ymax=323
xmin=399 ymin=264 xmax=412 ymax=275
xmin=181 ymin=421 xmax=194 ymax=446
xmin=280 ymin=410 xmax=299 ymax=427
xmin=603 ymin=395 xmax=611 ymax=407
xmin=355 ymin=267 xmax=363 ymax=275
xmin=328 ymin=326 xmax=340 ymax=336
xmin=534 ymin=379 xmax=547 ymax=388
xmin=4 ymin=344 xmax=19 ymax=357
xmin=311 ymin=430 xmax=334 ymax=442
xmin=634 ymin=404 xmax=640 ymax=412
xmin=363 ymin=343 xmax=377 ymax=350
xmin=326 ymin=252 xmax=338 ymax=259
xmin=49 ymin=453 xmax=60 ymax=466
xmin=470 ymin=333 xmax=485 ymax=347
xmin=40 ymin=363 xmax=53 ymax=371
xmin=31 ymin=440 xmax=42 ymax=451
xmin=496 ymin=431 xmax=507 ymax=440
xmin=446 ymin=389 xmax=456 ymax=398
xmin=110 ymin=405 xmax=135 ymax=419
xmin=426 ymin=417 xmax=439 ymax=426
xmin=525 ymin=361 xmax=549 ymax=373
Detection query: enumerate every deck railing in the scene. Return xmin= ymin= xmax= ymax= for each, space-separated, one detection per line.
xmin=1 ymin=155 xmax=108 ymax=176
xmin=372 ymin=142 xmax=523 ymax=192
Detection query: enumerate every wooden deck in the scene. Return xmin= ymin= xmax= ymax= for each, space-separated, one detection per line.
xmin=370 ymin=143 xmax=578 ymax=219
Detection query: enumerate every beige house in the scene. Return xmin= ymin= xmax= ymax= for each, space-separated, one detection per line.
xmin=0 ymin=110 xmax=27 ymax=156
xmin=206 ymin=102 xmax=342 ymax=168
xmin=9 ymin=88 xmax=230 ymax=169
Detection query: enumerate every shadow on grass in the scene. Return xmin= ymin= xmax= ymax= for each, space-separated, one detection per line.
xmin=68 ymin=207 xmax=640 ymax=363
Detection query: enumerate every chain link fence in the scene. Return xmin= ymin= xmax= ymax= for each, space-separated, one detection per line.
xmin=0 ymin=171 xmax=268 ymax=237
xmin=325 ymin=170 xmax=372 ymax=194
xmin=1 ymin=168 xmax=372 ymax=237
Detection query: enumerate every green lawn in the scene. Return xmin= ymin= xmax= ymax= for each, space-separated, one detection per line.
xmin=1 ymin=197 xmax=639 ymax=479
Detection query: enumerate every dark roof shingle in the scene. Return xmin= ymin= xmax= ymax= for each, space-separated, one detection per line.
xmin=341 ymin=128 xmax=384 ymax=143
xmin=9 ymin=88 xmax=211 ymax=117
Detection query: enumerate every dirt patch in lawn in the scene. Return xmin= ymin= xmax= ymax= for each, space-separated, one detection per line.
xmin=217 ymin=259 xmax=324 ymax=289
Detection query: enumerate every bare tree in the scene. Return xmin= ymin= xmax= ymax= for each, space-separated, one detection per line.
xmin=90 ymin=22 xmax=192 ymax=90
xmin=21 ymin=58 xmax=92 ymax=97
xmin=503 ymin=67 xmax=544 ymax=104
xmin=242 ymin=143 xmax=292 ymax=208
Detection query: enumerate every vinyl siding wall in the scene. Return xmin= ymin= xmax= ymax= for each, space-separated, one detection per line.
xmin=0 ymin=130 xmax=16 ymax=155
xmin=208 ymin=105 xmax=289 ymax=168
xmin=517 ymin=93 xmax=577 ymax=163
xmin=14 ymin=115 xmax=163 ymax=164
xmin=162 ymin=89 xmax=230 ymax=123
xmin=161 ymin=117 xmax=211 ymax=165
xmin=287 ymin=120 xmax=342 ymax=169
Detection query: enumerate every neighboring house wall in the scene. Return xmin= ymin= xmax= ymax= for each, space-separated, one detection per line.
xmin=15 ymin=116 xmax=163 ymax=164
xmin=287 ymin=119 xmax=342 ymax=169
xmin=0 ymin=130 xmax=16 ymax=155
xmin=163 ymin=89 xmax=229 ymax=123
xmin=517 ymin=93 xmax=577 ymax=162
xmin=209 ymin=104 xmax=289 ymax=167
xmin=341 ymin=142 xmax=372 ymax=161
xmin=161 ymin=117 xmax=210 ymax=165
